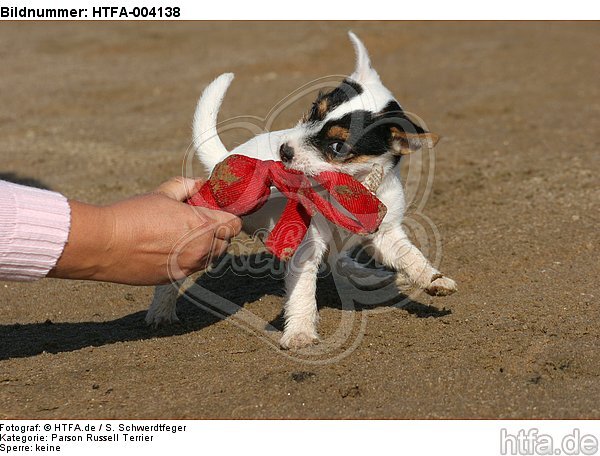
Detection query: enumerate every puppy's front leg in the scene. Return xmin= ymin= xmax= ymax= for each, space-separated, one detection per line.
xmin=145 ymin=281 xmax=183 ymax=326
xmin=280 ymin=224 xmax=330 ymax=350
xmin=367 ymin=225 xmax=457 ymax=296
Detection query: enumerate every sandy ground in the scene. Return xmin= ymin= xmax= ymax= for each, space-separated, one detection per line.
xmin=0 ymin=21 xmax=599 ymax=419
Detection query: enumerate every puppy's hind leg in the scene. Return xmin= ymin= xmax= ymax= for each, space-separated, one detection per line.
xmin=145 ymin=282 xmax=183 ymax=327
xmin=367 ymin=225 xmax=457 ymax=296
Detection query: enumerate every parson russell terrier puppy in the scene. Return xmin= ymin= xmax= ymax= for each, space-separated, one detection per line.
xmin=146 ymin=32 xmax=457 ymax=349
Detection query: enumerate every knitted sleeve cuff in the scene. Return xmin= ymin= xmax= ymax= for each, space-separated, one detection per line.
xmin=0 ymin=181 xmax=71 ymax=281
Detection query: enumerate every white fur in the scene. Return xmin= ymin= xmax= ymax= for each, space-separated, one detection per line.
xmin=192 ymin=73 xmax=234 ymax=172
xmin=146 ymin=32 xmax=457 ymax=349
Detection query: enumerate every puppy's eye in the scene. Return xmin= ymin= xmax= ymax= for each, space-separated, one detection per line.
xmin=329 ymin=142 xmax=350 ymax=157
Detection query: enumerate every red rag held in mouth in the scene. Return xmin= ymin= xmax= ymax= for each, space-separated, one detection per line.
xmin=187 ymin=154 xmax=387 ymax=260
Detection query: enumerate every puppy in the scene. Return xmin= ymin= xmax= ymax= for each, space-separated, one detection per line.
xmin=146 ymin=32 xmax=457 ymax=350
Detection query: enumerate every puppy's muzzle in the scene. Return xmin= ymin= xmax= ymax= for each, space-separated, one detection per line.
xmin=279 ymin=143 xmax=295 ymax=163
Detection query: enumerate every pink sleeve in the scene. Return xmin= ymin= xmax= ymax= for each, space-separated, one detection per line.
xmin=0 ymin=180 xmax=71 ymax=281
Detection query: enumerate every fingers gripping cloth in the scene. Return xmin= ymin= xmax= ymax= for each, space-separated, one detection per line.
xmin=188 ymin=154 xmax=387 ymax=260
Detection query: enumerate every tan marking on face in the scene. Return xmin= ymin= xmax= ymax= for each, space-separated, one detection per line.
xmin=302 ymin=97 xmax=331 ymax=123
xmin=323 ymin=152 xmax=375 ymax=165
xmin=326 ymin=126 xmax=350 ymax=141
xmin=317 ymin=99 xmax=329 ymax=118
xmin=344 ymin=154 xmax=374 ymax=164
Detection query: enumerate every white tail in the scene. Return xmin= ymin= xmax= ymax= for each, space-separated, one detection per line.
xmin=192 ymin=73 xmax=234 ymax=172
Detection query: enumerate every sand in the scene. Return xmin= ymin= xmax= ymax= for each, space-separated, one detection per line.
xmin=0 ymin=21 xmax=599 ymax=418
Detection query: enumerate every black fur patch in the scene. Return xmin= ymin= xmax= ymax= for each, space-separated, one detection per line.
xmin=307 ymin=110 xmax=389 ymax=161
xmin=304 ymin=79 xmax=363 ymax=123
xmin=306 ymin=101 xmax=428 ymax=163
xmin=379 ymin=100 xmax=428 ymax=134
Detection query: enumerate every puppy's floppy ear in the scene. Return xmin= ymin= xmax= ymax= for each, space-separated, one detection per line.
xmin=390 ymin=127 xmax=440 ymax=155
xmin=348 ymin=31 xmax=381 ymax=84
xmin=377 ymin=102 xmax=439 ymax=154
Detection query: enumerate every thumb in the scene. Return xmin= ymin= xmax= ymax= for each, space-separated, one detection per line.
xmin=155 ymin=177 xmax=203 ymax=201
xmin=191 ymin=207 xmax=242 ymax=240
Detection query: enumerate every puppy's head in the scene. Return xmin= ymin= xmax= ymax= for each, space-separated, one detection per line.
xmin=280 ymin=32 xmax=439 ymax=179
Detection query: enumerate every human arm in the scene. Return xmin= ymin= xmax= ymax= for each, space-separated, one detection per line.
xmin=0 ymin=178 xmax=241 ymax=285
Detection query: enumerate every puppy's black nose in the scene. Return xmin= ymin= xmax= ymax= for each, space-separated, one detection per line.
xmin=279 ymin=143 xmax=295 ymax=162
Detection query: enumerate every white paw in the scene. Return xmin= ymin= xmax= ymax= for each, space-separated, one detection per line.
xmin=280 ymin=330 xmax=319 ymax=350
xmin=145 ymin=306 xmax=180 ymax=327
xmin=425 ymin=275 xmax=457 ymax=296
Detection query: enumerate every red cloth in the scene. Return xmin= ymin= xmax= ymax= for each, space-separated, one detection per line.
xmin=188 ymin=154 xmax=387 ymax=260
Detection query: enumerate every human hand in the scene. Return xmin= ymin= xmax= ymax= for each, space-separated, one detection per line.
xmin=48 ymin=177 xmax=242 ymax=285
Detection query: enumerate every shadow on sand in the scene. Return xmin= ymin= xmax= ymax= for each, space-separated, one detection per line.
xmin=0 ymin=254 xmax=451 ymax=360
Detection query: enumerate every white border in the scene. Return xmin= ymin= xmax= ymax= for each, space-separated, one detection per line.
xmin=1 ymin=420 xmax=600 ymax=455
xmin=1 ymin=0 xmax=599 ymax=20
